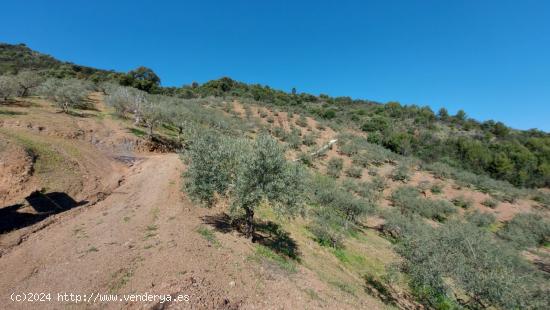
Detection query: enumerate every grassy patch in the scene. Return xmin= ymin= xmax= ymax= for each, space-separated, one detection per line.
xmin=328 ymin=280 xmax=356 ymax=296
xmin=196 ymin=226 xmax=221 ymax=248
xmin=109 ymin=268 xmax=134 ymax=293
xmin=0 ymin=109 xmax=27 ymax=116
xmin=251 ymin=244 xmax=297 ymax=273
xmin=128 ymin=127 xmax=146 ymax=137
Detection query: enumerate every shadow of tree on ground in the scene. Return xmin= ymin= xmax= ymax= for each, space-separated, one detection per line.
xmin=201 ymin=212 xmax=300 ymax=260
xmin=0 ymin=191 xmax=87 ymax=234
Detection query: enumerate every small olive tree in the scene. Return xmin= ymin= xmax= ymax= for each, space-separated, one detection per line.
xmin=39 ymin=78 xmax=93 ymax=112
xmin=0 ymin=75 xmax=18 ymax=101
xmin=15 ymin=71 xmax=43 ymax=97
xmin=104 ymin=85 xmax=147 ymax=123
xmin=232 ymin=134 xmax=304 ymax=238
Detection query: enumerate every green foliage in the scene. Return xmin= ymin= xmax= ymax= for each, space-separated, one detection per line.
xmin=309 ymin=175 xmax=373 ymax=226
xmin=345 ymin=165 xmax=363 ymax=178
xmin=481 ymin=198 xmax=498 ymax=209
xmin=184 ymin=133 xmax=246 ymax=206
xmin=390 ymin=164 xmax=411 ymax=182
xmin=309 ymin=207 xmax=346 ymax=248
xmin=38 ymin=78 xmax=94 ymax=112
xmin=498 ymin=213 xmax=550 ymax=250
xmin=390 ymin=186 xmax=457 ymax=221
xmin=0 ymin=75 xmax=18 ymax=101
xmin=451 ymin=195 xmax=473 ymax=209
xmin=284 ymin=127 xmax=302 ymax=150
xmin=120 ymin=66 xmax=161 ymax=93
xmin=396 ymin=220 xmax=547 ymax=309
xmin=430 ymin=183 xmax=443 ymax=194
xmin=326 ymin=157 xmax=343 ymax=178
xmin=0 ymin=43 xmax=124 ymax=82
xmin=296 ymin=114 xmax=308 ymax=127
xmin=465 ymin=210 xmax=496 ymax=228
xmin=302 ymin=132 xmax=317 ymax=146
xmin=232 ymin=135 xmax=305 ymax=236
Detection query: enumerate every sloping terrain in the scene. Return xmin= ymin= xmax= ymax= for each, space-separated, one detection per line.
xmin=0 ymin=95 xmax=389 ymax=309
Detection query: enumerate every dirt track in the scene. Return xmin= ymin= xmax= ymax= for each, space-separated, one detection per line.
xmin=1 ymin=153 xmax=367 ymax=309
xmin=0 ymin=96 xmax=386 ymax=309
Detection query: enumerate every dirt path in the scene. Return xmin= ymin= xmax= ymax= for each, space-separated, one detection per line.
xmin=1 ymin=152 xmax=366 ymax=309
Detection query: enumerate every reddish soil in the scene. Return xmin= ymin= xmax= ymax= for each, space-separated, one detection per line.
xmin=0 ymin=96 xmax=383 ymax=309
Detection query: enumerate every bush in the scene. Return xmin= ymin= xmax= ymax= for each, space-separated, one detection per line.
xmin=391 ymin=165 xmax=410 ymax=182
xmin=498 ymin=213 xmax=550 ymax=250
xmin=532 ymin=191 xmax=550 ymax=208
xmin=302 ymin=133 xmax=317 ymax=146
xmin=326 ymin=158 xmax=343 ymax=178
xmin=397 ymin=220 xmax=546 ymax=309
xmin=285 ymin=127 xmax=301 ymax=150
xmin=309 ymin=175 xmax=372 ymax=226
xmin=451 ymin=195 xmax=473 ymax=209
xmin=481 ymin=198 xmax=498 ymax=209
xmin=390 ymin=186 xmax=456 ymax=221
xmin=466 ymin=210 xmax=496 ymax=228
xmin=346 ymin=165 xmax=363 ymax=178
xmin=309 ymin=207 xmax=346 ymax=248
xmin=272 ymin=126 xmax=285 ymax=139
xmin=430 ymin=183 xmax=443 ymax=194
xmin=370 ymin=176 xmax=387 ymax=192
xmin=296 ymin=114 xmax=308 ymax=127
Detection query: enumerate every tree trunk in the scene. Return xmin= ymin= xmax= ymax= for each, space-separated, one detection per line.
xmin=244 ymin=207 xmax=255 ymax=241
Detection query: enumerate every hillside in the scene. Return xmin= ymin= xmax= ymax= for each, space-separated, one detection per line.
xmin=1 ymin=44 xmax=549 ymax=309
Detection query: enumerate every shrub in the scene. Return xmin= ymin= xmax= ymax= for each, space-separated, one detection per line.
xmin=498 ymin=213 xmax=550 ymax=250
xmin=397 ymin=220 xmax=546 ymax=309
xmin=302 ymin=133 xmax=317 ymax=146
xmin=390 ymin=186 xmax=456 ymax=221
xmin=532 ymin=191 xmax=550 ymax=208
xmin=346 ymin=165 xmax=363 ymax=178
xmin=466 ymin=210 xmax=496 ymax=228
xmin=391 ymin=165 xmax=410 ymax=182
xmin=309 ymin=175 xmax=372 ymax=227
xmin=259 ymin=109 xmax=268 ymax=118
xmin=326 ymin=158 xmax=343 ymax=178
xmin=309 ymin=207 xmax=346 ymax=248
xmin=370 ymin=176 xmax=387 ymax=192
xmin=266 ymin=115 xmax=274 ymax=123
xmin=481 ymin=198 xmax=498 ymax=209
xmin=430 ymin=183 xmax=443 ymax=194
xmin=272 ymin=126 xmax=285 ymax=139
xmin=296 ymin=114 xmax=308 ymax=127
xmin=285 ymin=127 xmax=302 ymax=150
xmin=451 ymin=195 xmax=473 ymax=209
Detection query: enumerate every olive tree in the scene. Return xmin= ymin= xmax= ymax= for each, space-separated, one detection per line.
xmin=0 ymin=75 xmax=18 ymax=101
xmin=39 ymin=78 xmax=93 ymax=112
xmin=15 ymin=71 xmax=43 ymax=97
xmin=104 ymin=85 xmax=147 ymax=123
xmin=232 ymin=134 xmax=304 ymax=238
xmin=397 ymin=220 xmax=548 ymax=309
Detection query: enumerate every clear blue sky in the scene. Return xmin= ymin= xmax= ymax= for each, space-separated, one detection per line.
xmin=2 ymin=1 xmax=549 ymax=131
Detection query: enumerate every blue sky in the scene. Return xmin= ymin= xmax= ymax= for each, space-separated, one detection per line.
xmin=1 ymin=0 xmax=549 ymax=131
